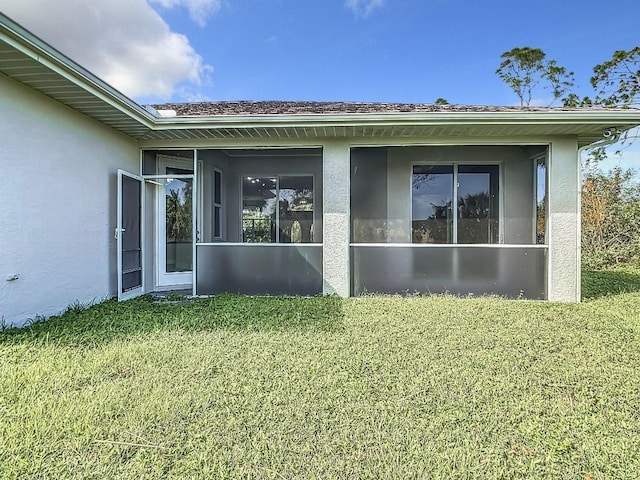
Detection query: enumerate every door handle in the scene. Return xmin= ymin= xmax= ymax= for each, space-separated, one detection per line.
xmin=114 ymin=227 xmax=126 ymax=239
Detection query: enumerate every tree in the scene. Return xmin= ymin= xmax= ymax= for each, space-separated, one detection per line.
xmin=495 ymin=47 xmax=640 ymax=268
xmin=496 ymin=47 xmax=574 ymax=107
xmin=581 ymin=166 xmax=640 ymax=268
xmin=434 ymin=97 xmax=449 ymax=105
xmin=591 ymin=47 xmax=640 ymax=108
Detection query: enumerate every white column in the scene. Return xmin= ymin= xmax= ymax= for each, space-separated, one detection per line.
xmin=322 ymin=140 xmax=351 ymax=296
xmin=548 ymin=137 xmax=581 ymax=302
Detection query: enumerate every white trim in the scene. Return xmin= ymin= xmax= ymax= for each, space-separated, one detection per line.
xmin=144 ymin=174 xmax=194 ymax=180
xmin=349 ymin=243 xmax=549 ymax=248
xmin=152 ymin=110 xmax=640 ymax=128
xmin=197 ymin=242 xmax=323 ymax=247
xmin=155 ymin=155 xmax=200 ymax=288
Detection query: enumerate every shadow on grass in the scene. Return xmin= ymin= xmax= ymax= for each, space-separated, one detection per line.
xmin=582 ymin=268 xmax=640 ymax=300
xmin=0 ymin=294 xmax=345 ymax=347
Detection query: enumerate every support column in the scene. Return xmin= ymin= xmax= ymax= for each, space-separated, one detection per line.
xmin=322 ymin=140 xmax=351 ymax=296
xmin=548 ymin=137 xmax=580 ymax=302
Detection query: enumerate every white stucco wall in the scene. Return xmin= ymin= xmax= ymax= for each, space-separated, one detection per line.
xmin=0 ymin=74 xmax=139 ymax=327
xmin=322 ymin=141 xmax=350 ymax=296
xmin=548 ymin=137 xmax=580 ymax=302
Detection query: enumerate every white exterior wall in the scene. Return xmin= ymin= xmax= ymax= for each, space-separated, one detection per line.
xmin=548 ymin=137 xmax=580 ymax=302
xmin=0 ymin=75 xmax=139 ymax=327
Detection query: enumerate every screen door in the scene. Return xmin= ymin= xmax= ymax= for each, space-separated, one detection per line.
xmin=117 ymin=169 xmax=144 ymax=300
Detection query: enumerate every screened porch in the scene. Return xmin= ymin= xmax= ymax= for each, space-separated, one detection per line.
xmin=350 ymin=145 xmax=549 ymax=299
xmin=139 ymin=148 xmax=323 ymax=296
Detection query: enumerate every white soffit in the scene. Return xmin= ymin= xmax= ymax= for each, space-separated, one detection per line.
xmin=0 ymin=13 xmax=154 ymax=138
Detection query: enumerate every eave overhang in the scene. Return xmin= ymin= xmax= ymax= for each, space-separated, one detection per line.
xmin=2 ymin=12 xmax=640 ymax=148
xmin=146 ymin=111 xmax=640 ymax=147
xmin=0 ymin=13 xmax=155 ymax=138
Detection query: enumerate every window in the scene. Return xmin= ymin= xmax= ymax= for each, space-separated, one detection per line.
xmin=535 ymin=157 xmax=547 ymax=244
xmin=242 ymin=175 xmax=314 ymax=243
xmin=213 ymin=169 xmax=223 ymax=239
xmin=412 ymin=164 xmax=499 ymax=244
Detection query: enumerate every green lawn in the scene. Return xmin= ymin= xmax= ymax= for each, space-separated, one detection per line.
xmin=2 ymin=271 xmax=640 ymax=479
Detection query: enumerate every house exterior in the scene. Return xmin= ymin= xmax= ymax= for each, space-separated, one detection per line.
xmin=2 ymin=13 xmax=640 ymax=327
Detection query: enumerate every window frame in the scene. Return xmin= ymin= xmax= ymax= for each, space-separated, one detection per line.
xmin=411 ymin=160 xmax=504 ymax=245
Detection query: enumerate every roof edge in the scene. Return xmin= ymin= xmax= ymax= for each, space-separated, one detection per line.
xmin=151 ymin=110 xmax=640 ymax=130
xmin=0 ymin=12 xmax=156 ymax=127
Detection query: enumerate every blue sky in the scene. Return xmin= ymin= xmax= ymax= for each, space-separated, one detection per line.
xmin=2 ymin=0 xmax=639 ymax=105
xmin=155 ymin=0 xmax=640 ymax=105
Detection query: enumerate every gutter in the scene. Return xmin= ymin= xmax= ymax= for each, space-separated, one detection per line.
xmin=151 ymin=111 xmax=640 ymax=131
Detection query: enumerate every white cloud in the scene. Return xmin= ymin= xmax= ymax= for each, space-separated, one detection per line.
xmin=345 ymin=0 xmax=385 ymax=17
xmin=0 ymin=0 xmax=213 ymax=101
xmin=150 ymin=0 xmax=222 ymax=27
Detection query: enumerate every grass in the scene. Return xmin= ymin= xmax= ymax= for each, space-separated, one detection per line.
xmin=1 ymin=272 xmax=640 ymax=479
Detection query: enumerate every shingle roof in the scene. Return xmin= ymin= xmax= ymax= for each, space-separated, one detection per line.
xmin=150 ymin=101 xmax=596 ymax=117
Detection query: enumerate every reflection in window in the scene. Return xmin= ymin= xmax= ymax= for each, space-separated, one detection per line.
xmin=457 ymin=165 xmax=499 ymax=244
xmin=165 ymin=167 xmax=193 ymax=271
xmin=536 ymin=158 xmax=547 ymax=244
xmin=242 ymin=176 xmax=277 ymax=242
xmin=242 ymin=175 xmax=313 ymax=243
xmin=412 ymin=164 xmax=499 ymax=244
xmin=412 ymin=165 xmax=453 ymax=243
xmin=213 ymin=169 xmax=223 ymax=239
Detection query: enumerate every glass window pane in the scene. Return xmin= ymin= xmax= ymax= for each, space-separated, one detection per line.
xmin=457 ymin=165 xmax=499 ymax=244
xmin=278 ymin=176 xmax=314 ymax=243
xmin=214 ymin=170 xmax=222 ymax=205
xmin=412 ymin=165 xmax=454 ymax=243
xmin=536 ymin=159 xmax=547 ymax=244
xmin=165 ymin=176 xmax=193 ymax=272
xmin=214 ymin=206 xmax=222 ymax=239
xmin=242 ymin=176 xmax=277 ymax=243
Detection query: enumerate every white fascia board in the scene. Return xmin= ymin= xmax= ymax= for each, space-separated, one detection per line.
xmin=151 ymin=110 xmax=640 ymax=131
xmin=0 ymin=14 xmax=156 ymax=128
